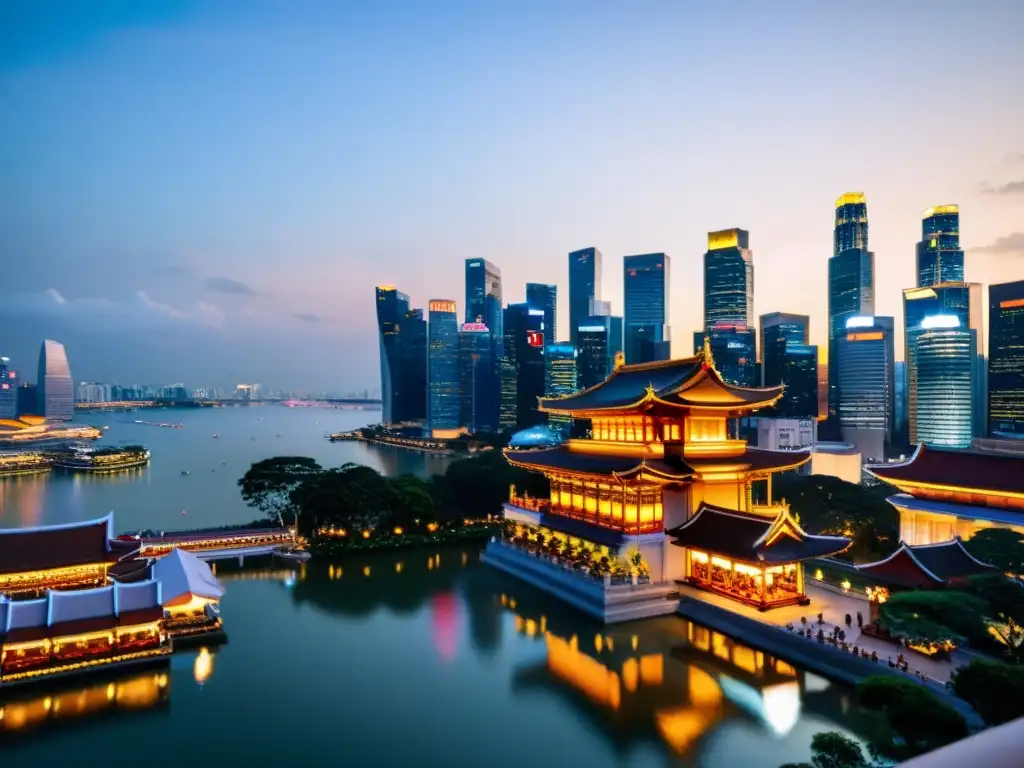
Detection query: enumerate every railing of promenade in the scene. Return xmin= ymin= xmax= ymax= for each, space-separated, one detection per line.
xmin=506 ymin=495 xmax=661 ymax=535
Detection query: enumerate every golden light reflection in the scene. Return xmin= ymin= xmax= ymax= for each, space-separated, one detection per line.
xmin=546 ymin=633 xmax=621 ymax=710
xmin=622 ymin=658 xmax=638 ymax=692
xmin=640 ymin=654 xmax=663 ymax=686
xmin=194 ymin=648 xmax=213 ymax=685
xmin=363 ymin=566 xmax=371 ymax=577
xmin=395 ymin=562 xmax=404 ymax=574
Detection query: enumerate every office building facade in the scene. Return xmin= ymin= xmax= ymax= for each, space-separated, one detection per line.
xmin=0 ymin=357 xmax=17 ymax=419
xmin=544 ymin=342 xmax=577 ymax=436
xmin=576 ymin=315 xmax=624 ymax=390
xmin=499 ymin=304 xmax=545 ymax=430
xmin=427 ymin=300 xmax=461 ymax=436
xmin=458 ymin=322 xmax=498 ymax=434
xmin=908 ymin=315 xmax=973 ymax=449
xmin=988 ymin=280 xmax=1024 ymax=436
xmin=759 ymin=313 xmax=816 ymax=419
xmin=704 ymin=229 xmax=754 ymax=328
xmin=465 ymin=258 xmax=503 ymax=356
xmin=698 ymin=322 xmax=757 ymax=387
xmin=623 ymin=253 xmax=670 ymax=364
xmin=568 ymin=247 xmax=602 ymax=349
xmin=828 ymin=193 xmax=875 ymax=417
xmin=16 ymin=383 xmax=37 ymax=417
xmin=37 ymin=340 xmax=74 ymax=422
xmin=917 ymin=205 xmax=965 ymax=287
xmin=525 ymin=282 xmax=557 ymax=346
xmin=837 ymin=316 xmax=894 ymax=463
xmin=375 ymin=287 xmax=427 ymax=425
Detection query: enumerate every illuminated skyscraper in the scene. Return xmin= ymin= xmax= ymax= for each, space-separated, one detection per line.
xmin=37 ymin=339 xmax=74 ymax=422
xmin=917 ymin=205 xmax=964 ymax=287
xmin=908 ymin=316 xmax=973 ymax=448
xmin=568 ymin=247 xmax=602 ymax=349
xmin=544 ymin=342 xmax=577 ymax=436
xmin=0 ymin=357 xmax=16 ymax=419
xmin=525 ymin=282 xmax=557 ymax=345
xmin=375 ymin=287 xmax=426 ymax=425
xmin=760 ymin=314 xmax=817 ymax=419
xmin=465 ymin=258 xmax=503 ymax=355
xmin=458 ymin=323 xmax=498 ymax=434
xmin=828 ymin=193 xmax=875 ymax=417
xmin=987 ymin=280 xmax=1024 ymax=437
xmin=576 ymin=315 xmax=623 ymax=390
xmin=623 ymin=253 xmax=670 ymax=364
xmin=698 ymin=323 xmax=757 ymax=387
xmin=499 ymin=304 xmax=545 ymax=430
xmin=837 ymin=316 xmax=894 ymax=462
xmin=704 ymin=229 xmax=754 ymax=328
xmin=427 ymin=300 xmax=461 ymax=436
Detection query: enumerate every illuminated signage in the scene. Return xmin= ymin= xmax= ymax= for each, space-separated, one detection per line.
xmin=577 ymin=325 xmax=606 ymax=333
xmin=923 ymin=204 xmax=958 ymax=218
xmin=1000 ymin=298 xmax=1024 ymax=309
xmin=460 ymin=322 xmax=489 ymax=332
xmin=845 ymin=316 xmax=874 ymax=329
xmin=727 ymin=342 xmax=745 ymax=349
xmin=526 ymin=331 xmax=544 ymax=348
xmin=0 ymin=384 xmax=8 ymax=390
xmin=835 ymin=192 xmax=866 ymax=208
xmin=920 ymin=314 xmax=960 ymax=329
xmin=707 ymin=229 xmax=740 ymax=250
xmin=846 ymin=332 xmax=883 ymax=341
xmin=7 ymin=371 xmax=13 ymax=379
xmin=429 ymin=300 xmax=457 ymax=313
xmin=528 ymin=309 xmax=545 ymax=316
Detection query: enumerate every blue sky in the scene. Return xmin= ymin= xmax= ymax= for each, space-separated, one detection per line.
xmin=1 ymin=1 xmax=1022 ymax=391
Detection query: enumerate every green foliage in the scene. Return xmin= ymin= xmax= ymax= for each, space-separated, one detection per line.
xmin=951 ymin=659 xmax=1024 ymax=725
xmin=773 ymin=475 xmax=898 ymax=561
xmin=876 ymin=590 xmax=989 ymax=646
xmin=856 ymin=676 xmax=968 ymax=760
xmin=237 ymin=456 xmax=323 ymax=525
xmin=964 ymin=528 xmax=1024 ymax=575
xmin=289 ymin=462 xmax=391 ymax=533
xmin=779 ymin=731 xmax=872 ymax=768
xmin=964 ymin=573 xmax=1024 ymax=661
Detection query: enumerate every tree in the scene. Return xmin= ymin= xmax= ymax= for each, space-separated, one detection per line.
xmin=951 ymin=659 xmax=1024 ymax=725
xmin=386 ymin=475 xmax=436 ymax=527
xmin=290 ymin=463 xmax=391 ymax=534
xmin=876 ymin=590 xmax=989 ymax=647
xmin=856 ymin=676 xmax=968 ymax=760
xmin=779 ymin=731 xmax=871 ymax=768
xmin=965 ymin=573 xmax=1024 ymax=662
xmin=964 ymin=528 xmax=1024 ymax=575
xmin=238 ymin=456 xmax=322 ymax=526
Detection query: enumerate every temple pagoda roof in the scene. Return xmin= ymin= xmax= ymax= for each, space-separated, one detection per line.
xmin=855 ymin=538 xmax=996 ymax=589
xmin=538 ymin=344 xmax=784 ymax=415
xmin=865 ymin=444 xmax=1024 ymax=497
xmin=666 ymin=503 xmax=851 ymax=564
xmin=504 ymin=446 xmax=694 ymax=481
xmin=0 ymin=513 xmax=118 ymax=576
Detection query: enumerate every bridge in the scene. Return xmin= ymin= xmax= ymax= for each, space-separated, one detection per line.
xmin=120 ymin=527 xmax=305 ymax=564
xmin=76 ymin=398 xmax=381 ymax=410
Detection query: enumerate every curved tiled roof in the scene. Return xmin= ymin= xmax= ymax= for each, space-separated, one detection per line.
xmin=538 ymin=356 xmax=703 ymax=412
xmin=504 ymin=445 xmax=694 ymax=480
xmin=866 ymin=444 xmax=1024 ymax=495
xmin=856 ymin=538 xmax=996 ymax=589
xmin=0 ymin=514 xmax=115 ymax=575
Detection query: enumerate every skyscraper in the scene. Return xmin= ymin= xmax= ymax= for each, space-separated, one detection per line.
xmin=760 ymin=314 xmax=817 ymax=419
xmin=400 ymin=308 xmax=428 ymax=423
xmin=837 ymin=316 xmax=894 ymax=462
xmin=427 ymin=300 xmax=461 ymax=436
xmin=375 ymin=287 xmax=427 ymax=425
xmin=623 ymin=253 xmax=670 ymax=364
xmin=458 ymin=322 xmax=498 ymax=434
xmin=704 ymin=229 xmax=754 ymax=328
xmin=525 ymin=282 xmax=557 ymax=345
xmin=465 ymin=258 xmax=503 ymax=356
xmin=987 ymin=280 xmax=1024 ymax=437
xmin=37 ymin=339 xmax=74 ymax=422
xmin=894 ymin=360 xmax=908 ymax=447
xmin=760 ymin=313 xmax=809 ymax=385
xmin=0 ymin=357 xmax=17 ymax=419
xmin=903 ymin=282 xmax=985 ymax=439
xmin=908 ymin=315 xmax=973 ymax=449
xmin=576 ymin=315 xmax=624 ymax=390
xmin=568 ymin=247 xmax=602 ymax=349
xmin=828 ymin=193 xmax=875 ymax=418
xmin=499 ymin=303 xmax=545 ymax=430
xmin=917 ymin=205 xmax=965 ymax=287
xmin=544 ymin=342 xmax=577 ymax=436
xmin=699 ymin=323 xmax=757 ymax=387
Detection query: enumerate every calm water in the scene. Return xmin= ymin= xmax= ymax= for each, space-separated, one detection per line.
xmin=0 ymin=407 xmax=864 ymax=767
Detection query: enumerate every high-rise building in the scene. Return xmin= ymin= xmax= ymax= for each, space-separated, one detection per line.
xmin=400 ymin=307 xmax=428 ymax=423
xmin=623 ymin=253 xmax=670 ymax=364
xmin=698 ymin=323 xmax=757 ymax=387
xmin=988 ymin=280 xmax=1024 ymax=436
xmin=458 ymin=322 xmax=498 ymax=434
xmin=544 ymin=342 xmax=577 ymax=436
xmin=525 ymin=282 xmax=557 ymax=345
xmin=16 ymin=383 xmax=37 ymax=417
xmin=569 ymin=247 xmax=602 ymax=349
xmin=576 ymin=315 xmax=624 ymax=390
xmin=828 ymin=193 xmax=875 ymax=418
xmin=499 ymin=303 xmax=545 ymax=430
xmin=917 ymin=205 xmax=965 ymax=287
xmin=376 ymin=287 xmax=427 ymax=425
xmin=704 ymin=229 xmax=754 ymax=328
xmin=589 ymin=298 xmax=612 ymax=317
xmin=465 ymin=258 xmax=503 ymax=355
xmin=427 ymin=300 xmax=461 ymax=436
xmin=837 ymin=316 xmax=894 ymax=462
xmin=903 ymin=282 xmax=985 ymax=439
xmin=759 ymin=313 xmax=816 ymax=419
xmin=0 ymin=357 xmax=17 ymax=419
xmin=37 ymin=340 xmax=74 ymax=422
xmin=894 ymin=360 xmax=908 ymax=447
xmin=760 ymin=313 xmax=809 ymax=384
xmin=908 ymin=315 xmax=973 ymax=449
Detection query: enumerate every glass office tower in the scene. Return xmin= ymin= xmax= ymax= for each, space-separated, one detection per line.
xmin=623 ymin=253 xmax=670 ymax=364
xmin=525 ymin=282 xmax=558 ymax=345
xmin=427 ymin=300 xmax=461 ymax=435
xmin=499 ymin=303 xmax=545 ymax=430
xmin=828 ymin=193 xmax=875 ymax=418
xmin=837 ymin=316 xmax=894 ymax=462
xmin=544 ymin=342 xmax=577 ymax=436
xmin=576 ymin=316 xmax=623 ymax=390
xmin=568 ymin=247 xmax=602 ymax=349
xmin=760 ymin=313 xmax=818 ymax=420
xmin=458 ymin=322 xmax=498 ymax=434
xmin=37 ymin=339 xmax=74 ymax=422
xmin=700 ymin=322 xmax=757 ymax=387
xmin=704 ymin=229 xmax=754 ymax=328
xmin=0 ymin=357 xmax=17 ymax=419
xmin=760 ymin=313 xmax=809 ymax=384
xmin=987 ymin=280 xmax=1024 ymax=436
xmin=917 ymin=205 xmax=964 ymax=287
xmin=465 ymin=258 xmax=503 ymax=356
xmin=908 ymin=316 xmax=972 ymax=448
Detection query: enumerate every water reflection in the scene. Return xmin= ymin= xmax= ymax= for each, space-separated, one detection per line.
xmin=193 ymin=648 xmax=214 ymax=686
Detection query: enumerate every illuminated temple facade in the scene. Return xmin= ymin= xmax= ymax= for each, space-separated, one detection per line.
xmin=500 ymin=343 xmax=850 ymax=610
xmin=866 ymin=444 xmax=1024 ymax=545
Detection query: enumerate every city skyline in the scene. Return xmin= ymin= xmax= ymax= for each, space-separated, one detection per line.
xmin=1 ymin=3 xmax=1023 ymax=390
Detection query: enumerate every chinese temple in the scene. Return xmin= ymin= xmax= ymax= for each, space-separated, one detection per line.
xmin=498 ymin=342 xmax=850 ymax=610
xmin=866 ymin=444 xmax=1024 ymax=545
xmin=151 ymin=548 xmax=225 ymax=640
xmin=856 ymin=538 xmax=996 ymax=591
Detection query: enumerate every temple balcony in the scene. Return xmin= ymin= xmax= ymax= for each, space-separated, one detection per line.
xmin=505 ymin=495 xmax=662 ymax=536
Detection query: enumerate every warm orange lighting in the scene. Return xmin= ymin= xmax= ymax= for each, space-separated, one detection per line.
xmin=193 ymin=648 xmax=213 ymax=685
xmin=846 ymin=331 xmax=883 ymax=341
xmin=428 ymin=299 xmax=457 ymax=313
xmin=361 ymin=530 xmax=370 ymax=539
xmin=707 ymin=229 xmax=740 ymax=250
xmin=1000 ymin=298 xmax=1024 ymax=309
xmin=835 ymin=192 xmax=866 ymax=208
xmin=393 ymin=526 xmax=404 ymax=535
xmin=923 ymin=204 xmax=958 ymax=218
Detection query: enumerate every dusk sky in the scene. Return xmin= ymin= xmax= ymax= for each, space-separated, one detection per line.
xmin=2 ymin=1 xmax=1022 ymax=392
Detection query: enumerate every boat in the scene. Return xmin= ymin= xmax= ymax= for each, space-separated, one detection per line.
xmin=0 ymin=451 xmax=53 ymax=477
xmin=49 ymin=444 xmax=151 ymax=473
xmin=275 ymin=549 xmax=312 ymax=563
xmin=181 ymin=470 xmax=191 ymax=476
xmin=212 ymin=434 xmax=219 ymax=439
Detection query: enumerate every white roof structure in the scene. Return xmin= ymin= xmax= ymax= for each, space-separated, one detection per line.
xmin=152 ymin=548 xmax=224 ymax=605
xmin=1 ymin=580 xmax=162 ymax=633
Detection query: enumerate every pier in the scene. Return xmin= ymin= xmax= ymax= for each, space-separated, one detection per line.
xmin=123 ymin=526 xmax=300 ymax=564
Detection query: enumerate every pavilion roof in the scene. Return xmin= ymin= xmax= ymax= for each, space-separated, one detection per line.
xmin=151 ymin=547 xmax=224 ymax=603
xmin=0 ymin=513 xmax=116 ymax=576
xmin=666 ymin=503 xmax=851 ymax=564
xmin=855 ymin=538 xmax=997 ymax=589
xmin=504 ymin=445 xmax=694 ymax=481
xmin=538 ymin=344 xmax=783 ymax=415
xmin=865 ymin=444 xmax=1024 ymax=497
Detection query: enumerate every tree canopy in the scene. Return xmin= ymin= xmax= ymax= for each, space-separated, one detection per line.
xmin=238 ymin=456 xmax=323 ymax=526
xmin=856 ymin=676 xmax=968 ymax=761
xmin=779 ymin=731 xmax=872 ymax=768
xmin=876 ymin=590 xmax=989 ymax=646
xmin=951 ymin=659 xmax=1024 ymax=726
xmin=964 ymin=528 xmax=1024 ymax=575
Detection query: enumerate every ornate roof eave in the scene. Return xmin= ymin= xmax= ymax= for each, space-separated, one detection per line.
xmin=855 ymin=541 xmax=946 ymax=584
xmin=865 ymin=444 xmax=1024 ymax=500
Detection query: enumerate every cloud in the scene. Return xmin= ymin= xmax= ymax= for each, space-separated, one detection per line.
xmin=149 ymin=264 xmax=193 ymax=276
xmin=292 ymin=312 xmax=321 ymax=323
xmin=204 ymin=276 xmax=255 ymax=296
xmin=980 ymin=180 xmax=1024 ymax=196
xmin=970 ymin=232 xmax=1024 ymax=255
xmin=137 ymin=290 xmax=187 ymax=318
xmin=46 ymin=288 xmax=67 ymax=305
xmin=0 ymin=288 xmax=224 ymax=328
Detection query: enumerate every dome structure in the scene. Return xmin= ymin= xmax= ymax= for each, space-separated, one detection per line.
xmin=507 ymin=424 xmax=564 ymax=450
